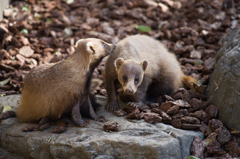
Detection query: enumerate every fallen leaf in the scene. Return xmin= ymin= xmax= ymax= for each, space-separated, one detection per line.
xmin=135 ymin=25 xmax=151 ymax=32
xmin=188 ymin=156 xmax=200 ymax=159
xmin=20 ymin=29 xmax=28 ymax=34
xmin=46 ymin=18 xmax=52 ymax=23
xmin=0 ymin=77 xmax=11 ymax=85
xmin=22 ymin=4 xmax=29 ymax=11
xmin=194 ymin=61 xmax=204 ymax=65
xmin=2 ymin=104 xmax=12 ymax=113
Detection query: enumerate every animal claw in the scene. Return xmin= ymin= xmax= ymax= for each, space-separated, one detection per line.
xmin=111 ymin=107 xmax=114 ymax=112
xmin=128 ymin=102 xmax=142 ymax=108
xmin=105 ymin=102 xmax=119 ymax=112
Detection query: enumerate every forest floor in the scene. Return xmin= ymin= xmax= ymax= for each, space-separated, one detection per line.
xmin=0 ymin=0 xmax=240 ymax=158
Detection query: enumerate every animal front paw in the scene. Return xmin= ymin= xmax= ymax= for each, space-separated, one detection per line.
xmin=74 ymin=119 xmax=85 ymax=127
xmin=127 ymin=102 xmax=144 ymax=109
xmin=72 ymin=112 xmax=84 ymax=127
xmin=96 ymin=116 xmax=107 ymax=122
xmin=105 ymin=102 xmax=119 ymax=112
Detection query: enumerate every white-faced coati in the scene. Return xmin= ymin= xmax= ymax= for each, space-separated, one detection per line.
xmin=17 ymin=38 xmax=115 ymax=126
xmin=104 ymin=35 xmax=197 ymax=112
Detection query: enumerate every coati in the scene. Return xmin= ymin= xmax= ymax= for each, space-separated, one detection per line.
xmin=104 ymin=35 xmax=197 ymax=112
xmin=17 ymin=38 xmax=115 ymax=126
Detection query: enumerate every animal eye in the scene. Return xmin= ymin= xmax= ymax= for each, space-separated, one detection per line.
xmin=123 ymin=76 xmax=127 ymax=82
xmin=103 ymin=43 xmax=110 ymax=50
xmin=134 ymin=77 xmax=139 ymax=85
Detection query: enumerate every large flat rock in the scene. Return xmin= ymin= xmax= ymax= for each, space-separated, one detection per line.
xmin=0 ymin=95 xmax=203 ymax=159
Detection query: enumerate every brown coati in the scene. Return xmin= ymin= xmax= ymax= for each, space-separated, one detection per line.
xmin=104 ymin=35 xmax=197 ymax=112
xmin=17 ymin=38 xmax=115 ymax=126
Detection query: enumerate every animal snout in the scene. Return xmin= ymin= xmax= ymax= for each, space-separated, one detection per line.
xmin=113 ymin=44 xmax=116 ymax=50
xmin=125 ymin=88 xmax=134 ymax=95
xmin=110 ymin=44 xmax=116 ymax=53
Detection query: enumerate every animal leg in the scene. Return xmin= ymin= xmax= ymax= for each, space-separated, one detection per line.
xmin=72 ymin=100 xmax=84 ymax=127
xmin=80 ymin=95 xmax=104 ymax=122
xmin=89 ymin=94 xmax=103 ymax=112
xmin=86 ymin=96 xmax=98 ymax=120
xmin=105 ymin=78 xmax=119 ymax=112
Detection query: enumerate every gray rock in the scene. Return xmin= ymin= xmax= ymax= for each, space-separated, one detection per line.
xmin=0 ymin=148 xmax=24 ymax=159
xmin=206 ymin=27 xmax=240 ymax=131
xmin=0 ymin=95 xmax=203 ymax=159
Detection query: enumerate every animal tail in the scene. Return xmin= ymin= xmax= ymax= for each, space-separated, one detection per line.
xmin=182 ymin=75 xmax=198 ymax=89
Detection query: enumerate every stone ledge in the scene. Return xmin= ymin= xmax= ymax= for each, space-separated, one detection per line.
xmin=0 ymin=95 xmax=203 ymax=159
xmin=0 ymin=148 xmax=24 ymax=159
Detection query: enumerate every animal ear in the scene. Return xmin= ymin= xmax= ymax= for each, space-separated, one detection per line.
xmin=75 ymin=39 xmax=83 ymax=48
xmin=141 ymin=60 xmax=148 ymax=72
xmin=114 ymin=58 xmax=124 ymax=70
xmin=86 ymin=42 xmax=95 ymax=54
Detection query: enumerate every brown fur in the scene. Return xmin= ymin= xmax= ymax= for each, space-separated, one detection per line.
xmin=104 ymin=35 xmax=197 ymax=112
xmin=182 ymin=75 xmax=198 ymax=89
xmin=17 ymin=38 xmax=115 ymax=126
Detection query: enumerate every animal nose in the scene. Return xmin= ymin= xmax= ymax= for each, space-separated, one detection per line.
xmin=125 ymin=88 xmax=134 ymax=95
xmin=111 ymin=44 xmax=116 ymax=53
xmin=106 ymin=43 xmax=116 ymax=54
xmin=113 ymin=44 xmax=116 ymax=49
